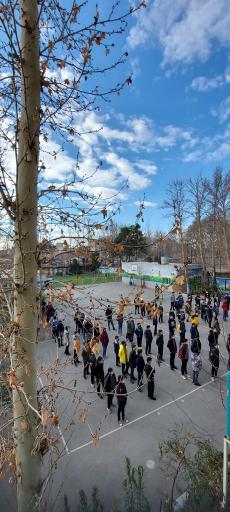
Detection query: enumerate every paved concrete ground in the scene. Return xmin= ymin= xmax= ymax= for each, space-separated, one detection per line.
xmin=2 ymin=282 xmax=229 ymax=511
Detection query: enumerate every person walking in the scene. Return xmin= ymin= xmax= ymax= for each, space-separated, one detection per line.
xmin=104 ymin=367 xmax=117 ymax=413
xmin=116 ymin=375 xmax=128 ymax=426
xmin=167 ymin=334 xmax=177 ymax=370
xmin=135 ymin=322 xmax=143 ymax=348
xmin=105 ymin=305 xmax=115 ymax=331
xmin=209 ymin=343 xmax=219 ymax=381
xmin=156 ymin=329 xmax=164 ymax=361
xmin=145 ymin=357 xmax=156 ymax=400
xmin=117 ymin=312 xmax=123 ymax=336
xmin=126 ymin=316 xmax=135 ymax=343
xmin=94 ymin=356 xmax=104 ymax=398
xmin=144 ymin=325 xmax=153 ymax=355
xmin=114 ymin=335 xmax=120 ymax=366
xmin=64 ymin=326 xmax=70 ymax=355
xmin=100 ymin=327 xmax=109 ymax=358
xmin=136 ymin=349 xmax=145 ymax=391
xmin=178 ymin=339 xmax=189 ymax=379
xmin=129 ymin=344 xmax=137 ymax=383
xmin=191 ymin=345 xmax=202 ymax=386
xmin=118 ymin=340 xmax=129 ymax=378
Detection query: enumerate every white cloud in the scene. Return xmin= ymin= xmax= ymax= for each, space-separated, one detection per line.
xmin=134 ymin=200 xmax=157 ymax=207
xmin=190 ymin=75 xmax=224 ymax=92
xmin=127 ymin=0 xmax=230 ymax=66
xmin=183 ymin=123 xmax=230 ymax=161
xmin=216 ymin=96 xmax=230 ymax=123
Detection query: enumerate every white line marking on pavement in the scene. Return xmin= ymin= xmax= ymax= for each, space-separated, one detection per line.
xmin=38 ymin=376 xmax=70 ymax=455
xmin=68 ymin=372 xmax=227 ymax=455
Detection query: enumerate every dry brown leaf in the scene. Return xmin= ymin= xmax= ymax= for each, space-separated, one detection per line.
xmin=20 ymin=420 xmax=28 ymax=431
xmin=41 ymin=410 xmax=49 ymax=428
xmin=79 ymin=410 xmax=87 ymax=423
xmin=51 ymin=415 xmax=59 ymax=427
xmin=92 ymin=433 xmax=100 ymax=447
xmin=69 ymin=420 xmax=76 ymax=427
xmin=7 ymin=370 xmax=17 ymax=387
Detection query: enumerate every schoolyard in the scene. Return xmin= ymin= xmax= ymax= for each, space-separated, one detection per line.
xmin=2 ymin=281 xmax=229 ymax=511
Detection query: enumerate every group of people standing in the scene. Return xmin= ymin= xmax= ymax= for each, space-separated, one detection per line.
xmin=41 ymin=286 xmax=229 ymax=425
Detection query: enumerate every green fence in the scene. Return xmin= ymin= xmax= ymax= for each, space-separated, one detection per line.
xmin=121 ymin=272 xmax=173 ymax=285
xmin=50 ymin=273 xmax=120 ymax=288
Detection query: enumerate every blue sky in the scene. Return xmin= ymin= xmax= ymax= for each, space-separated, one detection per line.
xmin=39 ymin=0 xmax=230 ymax=233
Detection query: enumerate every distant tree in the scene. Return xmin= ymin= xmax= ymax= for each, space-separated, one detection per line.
xmin=187 ymin=173 xmax=209 ymax=269
xmin=68 ymin=258 xmax=82 ymax=275
xmin=114 ymin=223 xmax=148 ymax=261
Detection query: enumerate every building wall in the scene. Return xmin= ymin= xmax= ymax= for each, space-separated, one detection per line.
xmin=121 ymin=261 xmax=178 ymax=278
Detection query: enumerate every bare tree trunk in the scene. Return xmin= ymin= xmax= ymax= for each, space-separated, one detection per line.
xmin=222 ymin=220 xmax=230 ymax=265
xmin=197 ymin=218 xmax=206 ymax=268
xmin=12 ymin=2 xmax=41 ymax=511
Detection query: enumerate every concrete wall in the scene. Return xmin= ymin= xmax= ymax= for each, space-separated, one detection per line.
xmin=122 ymin=261 xmax=178 ymax=278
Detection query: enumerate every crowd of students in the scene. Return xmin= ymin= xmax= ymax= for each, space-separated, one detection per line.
xmin=41 ymin=287 xmax=230 ymax=425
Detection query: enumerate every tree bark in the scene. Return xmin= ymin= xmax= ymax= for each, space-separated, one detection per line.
xmin=12 ymin=2 xmax=41 ymax=511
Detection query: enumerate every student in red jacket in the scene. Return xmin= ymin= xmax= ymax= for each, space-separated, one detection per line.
xmin=100 ymin=328 xmax=109 ymax=358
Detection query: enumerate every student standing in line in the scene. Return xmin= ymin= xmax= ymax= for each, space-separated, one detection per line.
xmin=73 ymin=333 xmax=80 ymax=365
xmin=136 ymin=349 xmax=145 ymax=391
xmin=209 ymin=343 xmax=219 ymax=381
xmin=94 ymin=356 xmax=104 ymax=398
xmin=116 ymin=375 xmax=128 ymax=426
xmin=167 ymin=334 xmax=177 ymax=370
xmin=156 ymin=329 xmax=164 ymax=361
xmin=104 ymin=367 xmax=117 ymax=413
xmin=100 ymin=327 xmax=109 ymax=358
xmin=118 ymin=340 xmax=129 ymax=378
xmin=178 ymin=339 xmax=189 ymax=379
xmin=105 ymin=305 xmax=115 ymax=331
xmin=114 ymin=335 xmax=120 ymax=366
xmin=64 ymin=326 xmax=70 ymax=355
xmin=129 ymin=344 xmax=137 ymax=383
xmin=144 ymin=325 xmax=153 ymax=355
xmin=145 ymin=356 xmax=156 ymax=400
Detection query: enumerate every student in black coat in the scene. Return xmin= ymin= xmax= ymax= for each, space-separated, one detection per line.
xmin=167 ymin=335 xmax=177 ymax=370
xmin=104 ymin=367 xmax=117 ymax=412
xmin=145 ymin=357 xmax=156 ymax=400
xmin=94 ymin=356 xmax=104 ymax=398
xmin=136 ymin=349 xmax=145 ymax=391
xmin=156 ymin=329 xmax=164 ymax=361
xmin=144 ymin=325 xmax=153 ymax=355
xmin=129 ymin=344 xmax=137 ymax=383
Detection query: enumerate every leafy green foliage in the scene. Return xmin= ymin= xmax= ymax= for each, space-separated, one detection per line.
xmin=114 ymin=223 xmax=148 ymax=261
